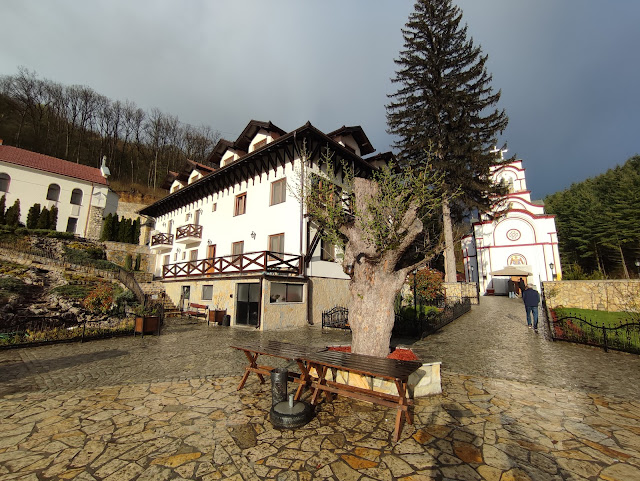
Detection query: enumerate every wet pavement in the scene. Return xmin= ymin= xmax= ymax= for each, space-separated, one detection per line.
xmin=1 ymin=296 xmax=639 ymax=480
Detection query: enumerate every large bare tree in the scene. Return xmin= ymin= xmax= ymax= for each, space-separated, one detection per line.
xmin=303 ymin=149 xmax=444 ymax=357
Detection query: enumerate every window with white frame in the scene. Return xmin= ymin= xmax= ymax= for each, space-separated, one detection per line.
xmin=70 ymin=188 xmax=83 ymax=205
xmin=234 ymin=193 xmax=247 ymax=216
xmin=202 ymin=285 xmax=213 ymax=300
xmin=270 ymin=178 xmax=286 ymax=205
xmin=46 ymin=184 xmax=60 ymax=201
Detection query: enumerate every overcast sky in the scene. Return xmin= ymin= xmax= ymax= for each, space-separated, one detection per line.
xmin=1 ymin=0 xmax=639 ymax=199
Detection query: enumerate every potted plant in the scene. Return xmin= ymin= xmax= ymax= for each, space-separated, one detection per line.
xmin=210 ymin=292 xmax=228 ymax=326
xmin=133 ymin=302 xmax=161 ymax=336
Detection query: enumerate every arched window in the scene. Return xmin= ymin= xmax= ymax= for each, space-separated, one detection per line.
xmin=70 ymin=188 xmax=83 ymax=205
xmin=46 ymin=184 xmax=61 ymax=201
xmin=0 ymin=173 xmax=10 ymax=193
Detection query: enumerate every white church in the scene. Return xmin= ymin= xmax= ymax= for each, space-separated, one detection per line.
xmin=461 ymin=158 xmax=562 ymax=295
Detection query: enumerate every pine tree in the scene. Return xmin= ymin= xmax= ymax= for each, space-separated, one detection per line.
xmin=132 ymin=218 xmax=141 ymax=245
xmin=101 ymin=213 xmax=114 ymax=241
xmin=26 ymin=204 xmax=41 ymax=229
xmin=37 ymin=207 xmax=50 ymax=229
xmin=0 ymin=194 xmax=7 ymax=225
xmin=49 ymin=205 xmax=58 ymax=230
xmin=5 ymin=199 xmax=21 ymax=227
xmin=110 ymin=214 xmax=119 ymax=241
xmin=387 ymin=0 xmax=508 ymax=282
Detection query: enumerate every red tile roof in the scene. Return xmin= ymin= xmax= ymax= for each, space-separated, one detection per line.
xmin=0 ymin=145 xmax=108 ymax=185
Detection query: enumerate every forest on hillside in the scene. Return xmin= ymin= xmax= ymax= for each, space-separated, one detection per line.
xmin=545 ymin=156 xmax=640 ymax=279
xmin=0 ymin=67 xmax=220 ymax=191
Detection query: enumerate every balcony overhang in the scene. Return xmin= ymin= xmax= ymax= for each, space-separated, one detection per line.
xmin=150 ymin=232 xmax=174 ymax=252
xmin=175 ymin=224 xmax=203 ymax=245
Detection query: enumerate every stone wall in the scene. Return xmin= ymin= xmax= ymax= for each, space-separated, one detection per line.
xmin=308 ymin=277 xmax=350 ymax=326
xmin=104 ymin=241 xmax=155 ymax=274
xmin=543 ymin=280 xmax=640 ymax=312
xmin=85 ymin=205 xmax=104 ymax=241
xmin=442 ymin=282 xmax=479 ymax=304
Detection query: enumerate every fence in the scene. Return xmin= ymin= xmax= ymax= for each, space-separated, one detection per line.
xmin=321 ymin=297 xmax=472 ymax=339
xmin=393 ymin=297 xmax=472 ymax=339
xmin=547 ymin=311 xmax=640 ymax=354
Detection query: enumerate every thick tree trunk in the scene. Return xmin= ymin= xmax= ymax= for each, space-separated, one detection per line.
xmin=348 ymin=262 xmax=405 ymax=358
xmin=442 ymin=194 xmax=457 ymax=283
xmin=619 ymin=244 xmax=629 ymax=279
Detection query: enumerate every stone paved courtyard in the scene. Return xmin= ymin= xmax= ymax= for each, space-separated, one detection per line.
xmin=1 ymin=296 xmax=640 ymax=480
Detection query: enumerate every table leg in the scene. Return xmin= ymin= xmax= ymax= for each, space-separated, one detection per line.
xmin=237 ymin=351 xmax=265 ymax=390
xmin=295 ymin=360 xmax=310 ymax=401
xmin=310 ymin=364 xmax=328 ymax=405
xmin=393 ymin=379 xmax=411 ymax=442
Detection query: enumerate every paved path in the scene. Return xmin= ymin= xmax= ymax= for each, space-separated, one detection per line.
xmin=1 ymin=297 xmax=639 ymax=480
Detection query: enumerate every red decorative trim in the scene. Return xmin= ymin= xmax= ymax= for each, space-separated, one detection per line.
xmin=476 ymin=241 xmax=558 ymax=250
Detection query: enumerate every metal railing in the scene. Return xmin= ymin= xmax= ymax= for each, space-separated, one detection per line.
xmin=162 ymin=251 xmax=302 ymax=278
xmin=547 ymin=311 xmax=640 ymax=354
xmin=320 ymin=297 xmax=473 ymax=339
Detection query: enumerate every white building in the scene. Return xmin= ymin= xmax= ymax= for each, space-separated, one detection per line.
xmin=140 ymin=120 xmax=386 ymax=330
xmin=461 ymin=159 xmax=562 ymax=294
xmin=0 ymin=142 xmax=119 ymax=239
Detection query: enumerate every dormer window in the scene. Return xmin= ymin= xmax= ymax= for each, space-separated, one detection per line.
xmin=253 ymin=138 xmax=267 ymax=151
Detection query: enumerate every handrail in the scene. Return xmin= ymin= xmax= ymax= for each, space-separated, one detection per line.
xmin=151 ymin=232 xmax=174 ymax=246
xmin=163 ymin=250 xmax=302 ymax=278
xmin=176 ymin=224 xmax=203 ymax=240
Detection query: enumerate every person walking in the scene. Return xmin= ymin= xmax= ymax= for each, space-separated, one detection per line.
xmin=507 ymin=279 xmax=515 ymax=298
xmin=522 ymin=284 xmax=540 ymax=331
xmin=518 ymin=277 xmax=526 ymax=296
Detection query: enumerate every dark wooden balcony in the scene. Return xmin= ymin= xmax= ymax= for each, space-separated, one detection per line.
xmin=175 ymin=223 xmax=203 ymax=243
xmin=162 ymin=251 xmax=302 ymax=279
xmin=151 ymin=232 xmax=174 ymax=248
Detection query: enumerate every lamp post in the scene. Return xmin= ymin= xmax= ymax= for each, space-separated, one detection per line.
xmin=635 ymin=259 xmax=640 ymax=279
xmin=549 ymin=262 xmax=555 ymax=281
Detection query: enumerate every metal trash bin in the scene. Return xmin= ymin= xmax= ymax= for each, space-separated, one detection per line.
xmin=270 ymin=368 xmax=288 ymax=406
xmin=222 ymin=314 xmax=230 ymax=326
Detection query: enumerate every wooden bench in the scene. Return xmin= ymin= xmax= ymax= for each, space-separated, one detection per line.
xmin=231 ymin=341 xmax=423 ymax=442
xmin=185 ymin=303 xmax=209 ymax=320
xmin=231 ymin=340 xmax=325 ymax=401
xmin=300 ymin=350 xmax=423 ymax=442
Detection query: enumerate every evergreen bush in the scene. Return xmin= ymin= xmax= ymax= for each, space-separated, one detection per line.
xmin=26 ymin=204 xmax=41 ymax=229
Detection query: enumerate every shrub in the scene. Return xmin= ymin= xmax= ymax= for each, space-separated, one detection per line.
xmin=408 ymin=267 xmax=444 ymax=304
xmin=5 ymin=199 xmax=20 ymax=227
xmin=0 ymin=194 xmax=5 ymax=224
xmin=26 ymin=204 xmax=41 ymax=229
xmin=0 ymin=276 xmax=26 ymax=292
xmin=47 ymin=231 xmax=74 ymax=240
xmin=124 ymin=254 xmax=133 ymax=271
xmin=83 ymin=283 xmax=115 ymax=314
xmin=52 ymin=284 xmax=94 ymax=299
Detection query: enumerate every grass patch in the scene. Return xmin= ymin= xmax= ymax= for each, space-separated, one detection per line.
xmin=52 ymin=284 xmax=94 ymax=300
xmin=553 ymin=307 xmax=636 ymax=327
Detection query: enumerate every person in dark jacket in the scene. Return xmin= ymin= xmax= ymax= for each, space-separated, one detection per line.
xmin=522 ymin=284 xmax=540 ymax=331
xmin=518 ymin=277 xmax=526 ymax=295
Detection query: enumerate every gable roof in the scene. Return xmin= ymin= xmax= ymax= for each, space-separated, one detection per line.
xmin=327 ymin=125 xmax=375 ymax=155
xmin=0 ymin=145 xmax=108 ymax=185
xmin=140 ymin=121 xmax=377 ymax=218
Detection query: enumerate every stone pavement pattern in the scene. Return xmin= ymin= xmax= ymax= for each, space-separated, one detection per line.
xmin=1 ymin=297 xmax=640 ymax=480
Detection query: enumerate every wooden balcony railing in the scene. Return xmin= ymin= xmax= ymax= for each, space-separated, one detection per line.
xmin=151 ymin=232 xmax=174 ymax=246
xmin=162 ymin=251 xmax=302 ymax=278
xmin=176 ymin=223 xmax=203 ymax=240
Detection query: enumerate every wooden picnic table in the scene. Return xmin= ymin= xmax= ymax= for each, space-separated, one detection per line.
xmin=230 ymin=340 xmax=325 ymax=401
xmin=300 ymin=350 xmax=423 ymax=442
xmin=230 ymin=341 xmax=424 ymax=442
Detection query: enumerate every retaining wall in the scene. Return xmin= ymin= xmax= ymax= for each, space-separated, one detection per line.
xmin=543 ymin=280 xmax=640 ymax=312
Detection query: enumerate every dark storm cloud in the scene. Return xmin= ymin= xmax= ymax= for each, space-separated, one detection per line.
xmin=1 ymin=0 xmax=638 ymax=199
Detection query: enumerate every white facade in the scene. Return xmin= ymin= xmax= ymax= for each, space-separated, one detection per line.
xmin=142 ymin=121 xmax=378 ymax=329
xmin=0 ymin=146 xmax=118 ymax=238
xmin=461 ymin=160 xmax=562 ymax=294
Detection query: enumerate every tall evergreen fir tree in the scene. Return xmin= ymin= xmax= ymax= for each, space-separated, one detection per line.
xmin=26 ymin=204 xmax=41 ymax=229
xmin=49 ymin=206 xmax=58 ymax=230
xmin=0 ymin=194 xmax=6 ymax=225
xmin=387 ymin=0 xmax=508 ymax=281
xmin=37 ymin=207 xmax=50 ymax=230
xmin=5 ymin=199 xmax=21 ymax=227
xmin=101 ymin=213 xmax=114 ymax=241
